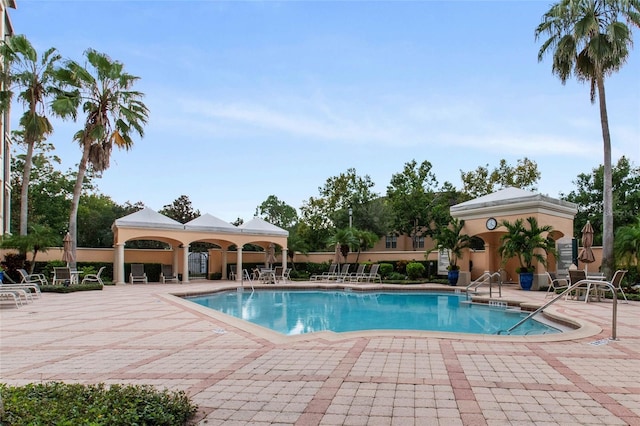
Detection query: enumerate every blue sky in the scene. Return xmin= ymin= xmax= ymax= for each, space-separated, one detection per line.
xmin=10 ymin=1 xmax=640 ymax=223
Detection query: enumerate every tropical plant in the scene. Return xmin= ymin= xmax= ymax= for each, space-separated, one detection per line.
xmin=351 ymin=228 xmax=379 ymax=264
xmin=52 ymin=49 xmax=149 ymax=268
xmin=614 ymin=216 xmax=640 ymax=272
xmin=327 ymin=228 xmax=358 ymax=262
xmin=535 ymin=0 xmax=640 ymax=277
xmin=0 ymin=35 xmax=61 ymax=236
xmin=428 ymin=218 xmax=471 ymax=271
xmin=1 ymin=224 xmax=59 ymax=273
xmin=498 ymin=217 xmax=557 ymax=273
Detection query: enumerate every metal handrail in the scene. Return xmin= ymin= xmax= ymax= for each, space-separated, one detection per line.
xmin=466 ymin=271 xmax=502 ymax=299
xmin=504 ymin=279 xmax=618 ymax=338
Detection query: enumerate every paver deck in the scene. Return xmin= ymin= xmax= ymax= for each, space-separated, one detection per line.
xmin=1 ymin=281 xmax=639 ymax=425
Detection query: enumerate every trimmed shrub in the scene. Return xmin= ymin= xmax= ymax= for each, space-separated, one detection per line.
xmin=41 ymin=283 xmax=103 ymax=293
xmin=406 ymin=262 xmax=426 ymax=280
xmin=0 ymin=382 xmax=198 ymax=425
xmin=378 ymin=263 xmax=393 ymax=279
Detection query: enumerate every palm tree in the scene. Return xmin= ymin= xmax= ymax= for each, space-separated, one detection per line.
xmin=498 ymin=217 xmax=557 ymax=273
xmin=1 ymin=224 xmax=59 ymax=273
xmin=614 ymin=216 xmax=640 ymax=272
xmin=429 ymin=218 xmax=472 ymax=271
xmin=52 ymin=49 xmax=149 ymax=268
xmin=0 ymin=35 xmax=61 ymax=235
xmin=535 ymin=0 xmax=640 ymax=277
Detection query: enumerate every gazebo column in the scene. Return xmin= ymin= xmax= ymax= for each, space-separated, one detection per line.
xmin=114 ymin=243 xmax=125 ymax=285
xmin=282 ymin=248 xmax=287 ymax=270
xmin=222 ymin=249 xmax=228 ymax=280
xmin=172 ymin=247 xmax=179 ymax=280
xmin=182 ymin=244 xmax=190 ymax=283
xmin=236 ymin=247 xmax=243 ymax=282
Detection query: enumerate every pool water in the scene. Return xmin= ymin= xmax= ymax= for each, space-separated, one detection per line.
xmin=187 ymin=289 xmax=561 ymax=336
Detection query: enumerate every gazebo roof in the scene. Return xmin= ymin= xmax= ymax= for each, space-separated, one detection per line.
xmin=113 ymin=207 xmax=184 ymax=230
xmin=185 ymin=213 xmax=238 ymax=232
xmin=240 ymin=217 xmax=289 ymax=236
xmin=450 ymin=187 xmax=577 ymax=218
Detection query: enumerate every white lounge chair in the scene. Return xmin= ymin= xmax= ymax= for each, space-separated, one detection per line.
xmin=311 ymin=263 xmax=338 ymax=281
xmin=18 ymin=269 xmax=48 ymax=286
xmin=160 ymin=264 xmax=179 ymax=283
xmin=364 ymin=264 xmax=382 ymax=283
xmin=129 ymin=264 xmax=148 ymax=284
xmin=82 ymin=266 xmax=106 ymax=285
xmin=348 ymin=264 xmax=367 ymax=282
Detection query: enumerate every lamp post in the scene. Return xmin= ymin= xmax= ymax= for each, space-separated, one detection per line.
xmin=348 ymin=206 xmax=353 ymax=228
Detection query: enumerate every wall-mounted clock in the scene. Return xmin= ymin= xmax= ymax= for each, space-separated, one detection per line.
xmin=486 ymin=217 xmax=498 ymax=230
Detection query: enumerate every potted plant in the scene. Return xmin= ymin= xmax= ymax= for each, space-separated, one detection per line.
xmin=498 ymin=217 xmax=557 ymax=290
xmin=429 ymin=218 xmax=471 ymax=286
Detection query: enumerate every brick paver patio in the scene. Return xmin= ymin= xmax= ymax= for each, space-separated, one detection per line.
xmin=1 ymin=281 xmax=639 ymax=425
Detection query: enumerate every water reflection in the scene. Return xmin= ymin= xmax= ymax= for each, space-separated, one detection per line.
xmin=188 ymin=290 xmax=559 ymax=336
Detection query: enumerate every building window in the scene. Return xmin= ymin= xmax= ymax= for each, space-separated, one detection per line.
xmin=414 ymin=236 xmax=425 ymax=249
xmin=385 ymin=235 xmax=397 ymax=249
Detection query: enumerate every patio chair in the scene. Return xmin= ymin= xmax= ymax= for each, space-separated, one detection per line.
xmin=82 ymin=266 xmax=106 ymax=285
xmin=273 ymin=266 xmax=283 ymax=283
xmin=160 ymin=264 xmax=179 ymax=283
xmin=129 ymin=264 xmax=148 ymax=284
xmin=335 ymin=264 xmax=351 ymax=282
xmin=348 ymin=264 xmax=368 ymax=282
xmin=229 ymin=265 xmax=236 ymax=280
xmin=0 ymin=290 xmax=23 ymax=308
xmin=310 ymin=263 xmax=338 ymax=281
xmin=52 ymin=267 xmax=72 ymax=286
xmin=568 ymin=269 xmax=587 ymax=300
xmin=18 ymin=269 xmax=48 ymax=286
xmin=544 ymin=272 xmax=569 ymax=298
xmin=364 ymin=264 xmax=382 ymax=283
xmin=598 ymin=270 xmax=628 ymax=303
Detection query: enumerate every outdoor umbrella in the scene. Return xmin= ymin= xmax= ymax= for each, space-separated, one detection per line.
xmin=577 ymin=221 xmax=595 ymax=270
xmin=62 ymin=232 xmax=75 ymax=266
xmin=266 ymin=243 xmax=277 ymax=268
xmin=333 ymin=243 xmax=342 ymax=266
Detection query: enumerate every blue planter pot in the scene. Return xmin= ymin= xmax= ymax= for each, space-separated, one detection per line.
xmin=519 ymin=272 xmax=534 ymax=291
xmin=447 ymin=269 xmax=459 ymax=286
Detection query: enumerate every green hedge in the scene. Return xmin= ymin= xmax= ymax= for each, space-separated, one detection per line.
xmin=0 ymin=382 xmax=198 ymax=425
xmin=41 ymin=283 xmax=103 ymax=293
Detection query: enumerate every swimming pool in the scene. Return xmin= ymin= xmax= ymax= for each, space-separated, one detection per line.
xmin=186 ymin=289 xmax=561 ymax=336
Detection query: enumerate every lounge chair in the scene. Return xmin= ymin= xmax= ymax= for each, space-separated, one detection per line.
xmin=364 ymin=264 xmax=382 ymax=283
xmin=229 ymin=265 xmax=237 ymax=280
xmin=544 ymin=272 xmax=569 ymax=298
xmin=348 ymin=264 xmax=368 ymax=282
xmin=129 ymin=264 xmax=148 ymax=284
xmin=335 ymin=264 xmax=351 ymax=282
xmin=0 ymin=289 xmax=24 ymax=308
xmin=18 ymin=269 xmax=48 ymax=286
xmin=82 ymin=266 xmax=106 ymax=285
xmin=52 ymin=267 xmax=73 ymax=286
xmin=311 ymin=263 xmax=338 ymax=281
xmin=160 ymin=264 xmax=179 ymax=283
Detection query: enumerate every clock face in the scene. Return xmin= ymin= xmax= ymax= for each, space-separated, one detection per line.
xmin=486 ymin=217 xmax=497 ymax=230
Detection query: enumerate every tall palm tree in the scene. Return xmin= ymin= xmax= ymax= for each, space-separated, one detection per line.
xmin=52 ymin=49 xmax=149 ymax=268
xmin=498 ymin=217 xmax=557 ymax=273
xmin=0 ymin=35 xmax=61 ymax=235
xmin=614 ymin=216 xmax=640 ymax=272
xmin=535 ymin=0 xmax=640 ymax=277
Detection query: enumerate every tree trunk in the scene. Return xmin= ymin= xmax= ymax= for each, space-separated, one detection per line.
xmin=19 ymin=141 xmax=35 ymax=235
xmin=68 ymin=140 xmax=91 ymax=270
xmin=596 ymin=75 xmax=614 ymax=278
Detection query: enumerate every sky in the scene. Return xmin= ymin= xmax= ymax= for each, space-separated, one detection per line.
xmin=9 ymin=0 xmax=640 ymax=223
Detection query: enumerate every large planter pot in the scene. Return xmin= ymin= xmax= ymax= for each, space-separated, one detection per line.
xmin=519 ymin=272 xmax=534 ymax=291
xmin=447 ymin=269 xmax=459 ymax=286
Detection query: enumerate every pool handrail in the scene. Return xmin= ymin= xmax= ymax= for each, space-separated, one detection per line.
xmin=504 ymin=279 xmax=618 ymax=338
xmin=466 ymin=271 xmax=502 ymax=299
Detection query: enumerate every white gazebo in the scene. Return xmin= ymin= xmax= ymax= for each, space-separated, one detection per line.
xmin=112 ymin=208 xmax=288 ymax=284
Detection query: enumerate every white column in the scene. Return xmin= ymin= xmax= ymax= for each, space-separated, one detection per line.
xmin=282 ymin=248 xmax=287 ymax=270
xmin=115 ymin=243 xmax=125 ymax=285
xmin=222 ymin=249 xmax=228 ymax=280
xmin=172 ymin=247 xmax=179 ymax=276
xmin=236 ymin=247 xmax=243 ymax=282
xmin=182 ymin=244 xmax=190 ymax=283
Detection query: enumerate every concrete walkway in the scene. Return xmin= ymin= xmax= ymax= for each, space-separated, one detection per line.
xmin=1 ymin=281 xmax=639 ymax=425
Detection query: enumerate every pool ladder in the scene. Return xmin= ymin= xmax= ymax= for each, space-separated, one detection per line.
xmin=499 ymin=280 xmax=619 ymax=338
xmin=466 ymin=271 xmax=502 ymax=299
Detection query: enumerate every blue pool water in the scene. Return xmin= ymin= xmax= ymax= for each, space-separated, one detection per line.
xmin=187 ymin=290 xmax=561 ymax=336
